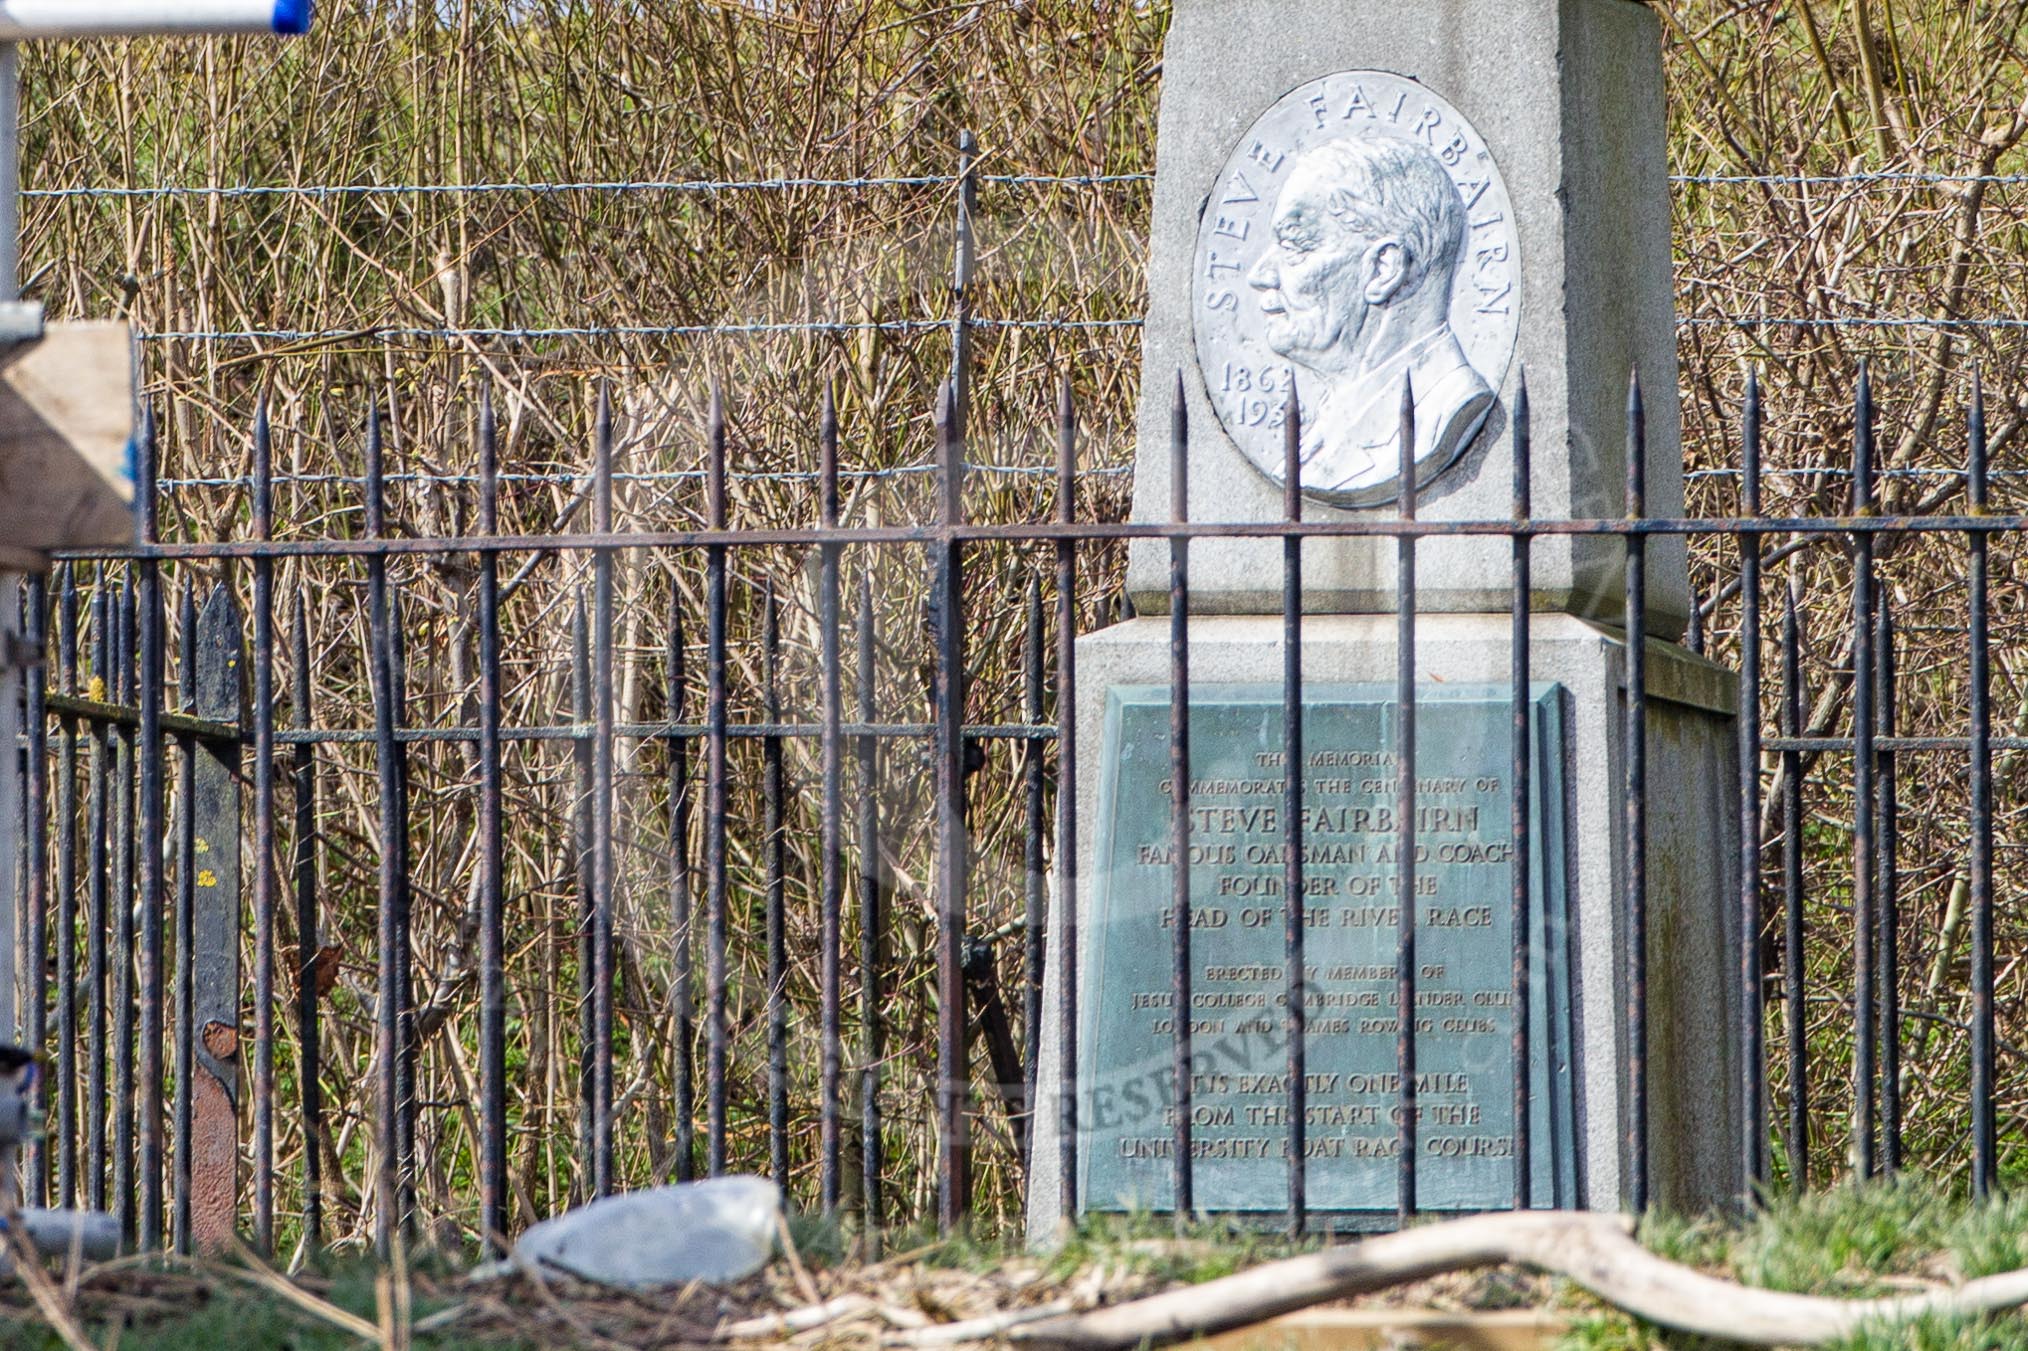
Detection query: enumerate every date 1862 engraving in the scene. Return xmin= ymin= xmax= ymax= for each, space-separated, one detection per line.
xmin=1194 ymin=72 xmax=1520 ymax=507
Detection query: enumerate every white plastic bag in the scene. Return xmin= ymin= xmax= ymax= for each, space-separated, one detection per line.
xmin=504 ymin=1176 xmax=780 ymax=1288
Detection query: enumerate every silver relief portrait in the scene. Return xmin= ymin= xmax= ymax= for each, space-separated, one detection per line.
xmin=1194 ymin=72 xmax=1520 ymax=507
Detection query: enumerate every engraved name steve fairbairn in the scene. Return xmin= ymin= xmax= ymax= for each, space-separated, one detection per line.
xmin=1193 ymin=71 xmax=1521 ymax=507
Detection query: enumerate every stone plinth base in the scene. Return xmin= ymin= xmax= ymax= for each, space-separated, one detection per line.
xmin=1027 ymin=614 xmax=1742 ymax=1240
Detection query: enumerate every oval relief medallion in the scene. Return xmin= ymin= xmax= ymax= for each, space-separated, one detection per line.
xmin=1193 ymin=71 xmax=1521 ymax=508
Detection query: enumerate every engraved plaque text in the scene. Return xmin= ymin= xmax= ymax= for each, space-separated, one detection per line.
xmin=1080 ymin=684 xmax=1575 ymax=1220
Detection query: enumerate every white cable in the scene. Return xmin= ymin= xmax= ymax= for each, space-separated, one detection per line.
xmin=0 ymin=0 xmax=308 ymax=40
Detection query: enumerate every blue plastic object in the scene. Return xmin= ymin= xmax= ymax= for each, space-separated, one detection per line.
xmin=272 ymin=0 xmax=312 ymax=34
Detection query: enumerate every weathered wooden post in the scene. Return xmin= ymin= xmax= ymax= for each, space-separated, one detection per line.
xmin=0 ymin=3 xmax=310 ymax=1244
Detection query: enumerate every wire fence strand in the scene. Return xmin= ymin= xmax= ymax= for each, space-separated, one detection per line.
xmin=30 ymin=169 xmax=2028 ymax=200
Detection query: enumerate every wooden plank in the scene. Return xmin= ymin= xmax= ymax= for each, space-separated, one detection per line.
xmin=188 ymin=584 xmax=244 ymax=1253
xmin=1194 ymin=1309 xmax=1568 ymax=1351
xmin=0 ymin=321 xmax=133 ymax=553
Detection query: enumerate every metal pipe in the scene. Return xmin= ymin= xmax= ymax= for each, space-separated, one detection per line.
xmin=171 ymin=580 xmax=194 ymax=1254
xmin=135 ymin=413 xmax=165 ymax=1251
xmin=1510 ymin=374 xmax=1533 ymax=1212
xmin=570 ymin=593 xmax=594 ymax=1189
xmin=856 ymin=572 xmax=885 ymax=1229
xmin=476 ymin=391 xmax=507 ymax=1245
xmin=1022 ymin=573 xmax=1045 ymax=1179
xmin=1781 ymin=582 xmax=1808 ymax=1191
xmin=819 ymin=385 xmax=845 ymax=1212
xmin=53 ymin=566 xmax=74 ymax=1211
xmin=0 ymin=1 xmax=311 ymax=40
xmin=704 ymin=387 xmax=730 ymax=1178
xmin=590 ymin=388 xmax=617 ymax=1197
xmin=667 ymin=599 xmax=695 ymax=1184
xmin=1167 ymin=372 xmax=1193 ymax=1228
xmin=1875 ymin=591 xmax=1900 ymax=1176
xmin=365 ymin=408 xmax=404 ymax=1255
xmin=85 ymin=574 xmax=107 ymax=1212
xmin=763 ymin=583 xmax=789 ymax=1193
xmin=66 ymin=511 xmax=2028 ymax=565
xmin=934 ymin=381 xmax=972 ymax=1228
xmin=1055 ymin=375 xmax=1080 ymax=1224
xmin=112 ymin=578 xmax=135 ymax=1243
xmin=390 ymin=579 xmax=416 ymax=1229
xmin=1850 ymin=367 xmax=1877 ymax=1182
xmin=1738 ymin=370 xmax=1765 ymax=1198
xmin=21 ymin=575 xmax=44 ymax=1207
xmin=1395 ymin=377 xmax=1419 ymax=1225
xmin=290 ymin=593 xmax=321 ymax=1249
xmin=1282 ymin=387 xmax=1306 ymax=1236
xmin=1624 ymin=372 xmax=1649 ymax=1215
xmin=1968 ymin=370 xmax=1996 ymax=1197
xmin=250 ymin=400 xmax=277 ymax=1251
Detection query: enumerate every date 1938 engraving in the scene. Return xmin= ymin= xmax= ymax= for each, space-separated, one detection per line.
xmin=1194 ymin=72 xmax=1521 ymax=507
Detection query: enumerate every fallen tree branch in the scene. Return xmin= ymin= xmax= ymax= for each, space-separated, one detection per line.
xmin=0 ymin=1226 xmax=92 ymax=1351
xmin=892 ymin=1300 xmax=1076 ymax=1347
xmin=219 ymin=1238 xmax=383 ymax=1343
xmin=1012 ymin=1210 xmax=2028 ymax=1350
xmin=719 ymin=1294 xmax=875 ymax=1340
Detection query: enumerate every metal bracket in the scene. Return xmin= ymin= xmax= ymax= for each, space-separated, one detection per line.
xmin=196 ymin=1021 xmax=240 ymax=1110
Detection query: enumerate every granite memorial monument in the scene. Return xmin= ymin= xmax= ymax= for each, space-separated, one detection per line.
xmin=1029 ymin=0 xmax=1742 ymax=1237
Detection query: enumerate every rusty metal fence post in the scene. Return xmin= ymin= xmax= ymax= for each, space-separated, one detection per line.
xmin=187 ymin=584 xmax=244 ymax=1254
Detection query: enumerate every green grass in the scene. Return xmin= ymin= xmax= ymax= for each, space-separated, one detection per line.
xmin=0 ymin=1307 xmax=525 ymax=1351
xmin=856 ymin=1208 xmax=1319 ymax=1284
xmin=1833 ymin=1315 xmax=2028 ymax=1351
xmin=1561 ymin=1179 xmax=2028 ymax=1351
xmin=0 ymin=1272 xmax=533 ymax=1351
xmin=1041 ymin=1212 xmax=1321 ymax=1287
xmin=14 ymin=1182 xmax=2028 ymax=1349
xmin=0 ymin=1249 xmax=546 ymax=1351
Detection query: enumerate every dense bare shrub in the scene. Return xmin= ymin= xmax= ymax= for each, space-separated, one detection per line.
xmin=20 ymin=0 xmax=2028 ymax=1252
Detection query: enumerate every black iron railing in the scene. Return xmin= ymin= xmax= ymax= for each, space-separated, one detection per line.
xmin=10 ymin=360 xmax=2020 ymax=1253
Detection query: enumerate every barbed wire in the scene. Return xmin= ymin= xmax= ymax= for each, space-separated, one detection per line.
xmin=130 ymin=314 xmax=2028 ymax=342
xmin=25 ymin=172 xmax=1156 ymax=201
xmin=1679 ymin=315 xmax=2028 ymax=331
xmin=1686 ymin=466 xmax=2010 ymax=481
xmin=28 ymin=170 xmax=2028 ymax=200
xmin=1675 ymin=171 xmax=2028 ymax=186
xmin=38 ymin=165 xmax=2026 ymax=344
xmin=138 ymin=317 xmax=1142 ymax=342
